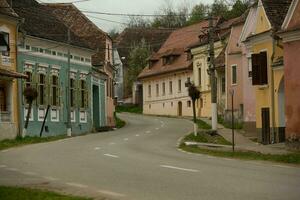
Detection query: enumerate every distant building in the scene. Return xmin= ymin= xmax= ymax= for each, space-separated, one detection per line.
xmin=138 ymin=22 xmax=209 ymax=117
xmin=116 ymin=27 xmax=173 ymax=99
xmin=0 ymin=0 xmax=26 ymax=140
xmin=113 ymin=48 xmax=124 ymax=103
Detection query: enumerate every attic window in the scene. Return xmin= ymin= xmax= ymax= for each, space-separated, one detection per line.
xmin=162 ymin=56 xmax=175 ymax=66
xmin=187 ymin=52 xmax=192 ymax=61
xmin=149 ymin=60 xmax=156 ymax=68
xmin=251 ymin=52 xmax=268 ymax=85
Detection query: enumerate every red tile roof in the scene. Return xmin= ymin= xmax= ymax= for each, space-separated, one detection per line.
xmin=138 ymin=20 xmax=209 ymax=79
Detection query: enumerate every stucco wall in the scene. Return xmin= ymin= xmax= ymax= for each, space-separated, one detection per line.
xmin=284 ymin=40 xmax=300 ymax=140
xmin=142 ymin=71 xmax=193 ymax=117
xmin=0 ymin=17 xmax=19 ymax=139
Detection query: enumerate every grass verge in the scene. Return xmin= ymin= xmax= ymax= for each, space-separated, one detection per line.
xmin=179 ymin=143 xmax=300 ymax=164
xmin=0 ymin=186 xmax=92 ymax=200
xmin=114 ymin=112 xmax=126 ymax=128
xmin=218 ymin=116 xmax=243 ymax=129
xmin=183 ymin=132 xmax=232 ymax=145
xmin=116 ymin=105 xmax=142 ymax=114
xmin=0 ymin=135 xmax=67 ymax=151
xmin=196 ymin=119 xmax=211 ymax=130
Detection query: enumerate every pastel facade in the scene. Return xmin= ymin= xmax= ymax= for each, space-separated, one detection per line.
xmin=13 ymin=0 xmax=109 ymax=136
xmin=139 ymin=21 xmax=209 ymax=117
xmin=142 ymin=71 xmax=193 ymax=116
xmin=18 ymin=36 xmax=106 ymax=136
xmin=225 ymin=23 xmax=244 ymax=122
xmin=279 ymin=0 xmax=300 ymax=149
xmin=45 ymin=2 xmax=116 ymax=127
xmin=239 ymin=5 xmax=258 ymax=132
xmin=191 ymin=40 xmax=226 ymax=118
xmin=0 ymin=5 xmax=24 ymax=140
xmin=243 ymin=0 xmax=292 ymax=144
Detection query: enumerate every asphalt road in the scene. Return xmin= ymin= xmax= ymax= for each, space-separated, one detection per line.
xmin=0 ymin=113 xmax=300 ymax=200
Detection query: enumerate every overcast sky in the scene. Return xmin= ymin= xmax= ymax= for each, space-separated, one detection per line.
xmin=41 ymin=0 xmax=214 ymax=32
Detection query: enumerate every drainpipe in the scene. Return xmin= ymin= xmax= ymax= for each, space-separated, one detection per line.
xmin=270 ymin=31 xmax=277 ymax=143
xmin=16 ymin=18 xmax=25 ymax=137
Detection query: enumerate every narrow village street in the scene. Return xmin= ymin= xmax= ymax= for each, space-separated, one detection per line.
xmin=0 ymin=113 xmax=299 ymax=200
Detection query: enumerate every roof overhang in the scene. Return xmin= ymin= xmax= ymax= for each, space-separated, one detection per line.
xmin=0 ymin=68 xmax=28 ymax=79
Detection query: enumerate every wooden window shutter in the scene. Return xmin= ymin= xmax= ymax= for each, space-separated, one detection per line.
xmin=259 ymin=52 xmax=268 ymax=85
xmin=251 ymin=53 xmax=260 ymax=85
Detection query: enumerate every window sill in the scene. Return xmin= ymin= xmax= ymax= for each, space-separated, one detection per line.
xmin=257 ymin=84 xmax=269 ymax=89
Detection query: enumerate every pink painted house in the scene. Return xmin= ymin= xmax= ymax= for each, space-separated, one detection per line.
xmin=225 ymin=7 xmax=257 ymax=134
xmin=279 ymin=0 xmax=300 ymax=150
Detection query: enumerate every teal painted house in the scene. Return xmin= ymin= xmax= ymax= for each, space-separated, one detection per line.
xmin=13 ymin=0 xmax=107 ymax=136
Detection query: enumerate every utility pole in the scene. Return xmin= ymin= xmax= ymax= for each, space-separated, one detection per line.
xmin=66 ymin=28 xmax=72 ymax=137
xmin=208 ymin=15 xmax=218 ymax=132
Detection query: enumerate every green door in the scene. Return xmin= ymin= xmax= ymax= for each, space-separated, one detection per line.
xmin=93 ymin=85 xmax=100 ymax=129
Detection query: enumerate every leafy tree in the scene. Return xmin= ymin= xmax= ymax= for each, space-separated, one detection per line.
xmin=187 ymin=3 xmax=209 ymax=25
xmin=211 ymin=0 xmax=229 ymax=18
xmin=151 ymin=0 xmax=189 ymax=28
xmin=126 ymin=39 xmax=151 ymax=95
xmin=108 ymin=28 xmax=120 ymax=40
xmin=127 ymin=16 xmax=151 ymax=28
xmin=225 ymin=0 xmax=250 ymax=19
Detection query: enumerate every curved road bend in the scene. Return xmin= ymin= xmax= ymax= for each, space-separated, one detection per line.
xmin=0 ymin=113 xmax=300 ymax=200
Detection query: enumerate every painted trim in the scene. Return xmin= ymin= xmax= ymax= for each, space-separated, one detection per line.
xmin=282 ymin=0 xmax=299 ymax=30
xmin=280 ymin=29 xmax=300 ymax=43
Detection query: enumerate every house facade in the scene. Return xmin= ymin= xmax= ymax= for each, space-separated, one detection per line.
xmin=138 ymin=22 xmax=210 ymax=117
xmin=243 ymin=0 xmax=292 ymax=144
xmin=45 ymin=2 xmax=116 ymax=127
xmin=13 ymin=0 xmax=107 ymax=136
xmin=279 ymin=0 xmax=300 ymax=150
xmin=239 ymin=5 xmax=258 ymax=133
xmin=0 ymin=2 xmax=26 ymax=140
xmin=190 ymin=18 xmax=240 ymax=119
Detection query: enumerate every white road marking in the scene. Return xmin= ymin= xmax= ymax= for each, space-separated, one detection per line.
xmin=1 ymin=150 xmax=9 ymax=153
xmin=43 ymin=176 xmax=59 ymax=181
xmin=104 ymin=154 xmax=119 ymax=158
xmin=97 ymin=189 xmax=126 ymax=197
xmin=160 ymin=165 xmax=199 ymax=172
xmin=94 ymin=147 xmax=101 ymax=150
xmin=155 ymin=128 xmax=159 ymax=130
xmin=146 ymin=131 xmax=151 ymax=133
xmin=124 ymin=138 xmax=129 ymax=141
xmin=109 ymin=142 xmax=116 ymax=145
xmin=66 ymin=182 xmax=88 ymax=188
xmin=135 ymin=134 xmax=140 ymax=137
xmin=0 ymin=165 xmax=7 ymax=168
xmin=6 ymin=168 xmax=19 ymax=172
xmin=23 ymin=171 xmax=38 ymax=176
xmin=272 ymin=164 xmax=295 ymax=169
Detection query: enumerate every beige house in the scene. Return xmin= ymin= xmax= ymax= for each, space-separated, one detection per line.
xmin=189 ymin=17 xmax=244 ymax=119
xmin=138 ymin=21 xmax=209 ymax=117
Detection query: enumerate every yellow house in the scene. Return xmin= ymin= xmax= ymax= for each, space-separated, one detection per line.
xmin=243 ymin=0 xmax=292 ymax=144
xmin=190 ymin=18 xmax=241 ymax=118
xmin=0 ymin=2 xmax=25 ymax=140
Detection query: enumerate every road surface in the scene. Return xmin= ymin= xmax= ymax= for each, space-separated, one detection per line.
xmin=0 ymin=113 xmax=300 ymax=200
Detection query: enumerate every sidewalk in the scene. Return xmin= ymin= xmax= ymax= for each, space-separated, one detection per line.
xmin=200 ymin=118 xmax=289 ymax=155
